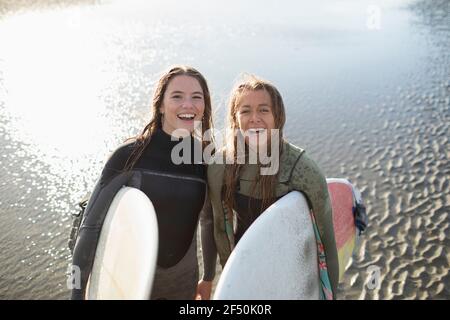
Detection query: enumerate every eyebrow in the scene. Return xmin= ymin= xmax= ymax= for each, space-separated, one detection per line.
xmin=239 ymin=104 xmax=270 ymax=108
xmin=170 ymin=90 xmax=204 ymax=96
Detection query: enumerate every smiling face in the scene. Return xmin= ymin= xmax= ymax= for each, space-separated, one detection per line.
xmin=160 ymin=75 xmax=205 ymax=137
xmin=235 ymin=89 xmax=276 ymax=149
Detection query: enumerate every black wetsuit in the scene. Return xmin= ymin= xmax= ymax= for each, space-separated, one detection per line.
xmin=71 ymin=129 xmax=208 ymax=299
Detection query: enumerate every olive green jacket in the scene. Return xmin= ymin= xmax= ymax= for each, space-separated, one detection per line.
xmin=207 ymin=141 xmax=339 ymax=294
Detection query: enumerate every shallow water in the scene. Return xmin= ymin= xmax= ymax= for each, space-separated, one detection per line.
xmin=0 ymin=0 xmax=448 ymax=299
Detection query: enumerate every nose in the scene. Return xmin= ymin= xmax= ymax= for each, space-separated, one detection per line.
xmin=181 ymin=98 xmax=195 ymax=108
xmin=249 ymin=111 xmax=261 ymax=123
xmin=181 ymin=98 xmax=195 ymax=109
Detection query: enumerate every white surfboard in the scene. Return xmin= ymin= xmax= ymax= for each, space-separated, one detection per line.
xmin=86 ymin=187 xmax=158 ymax=300
xmin=213 ymin=191 xmax=320 ymax=300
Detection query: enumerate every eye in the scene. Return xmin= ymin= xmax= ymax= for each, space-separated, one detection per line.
xmin=172 ymin=94 xmax=182 ymax=99
xmin=239 ymin=109 xmax=249 ymax=114
xmin=261 ymin=108 xmax=271 ymax=113
xmin=193 ymin=95 xmax=203 ymax=100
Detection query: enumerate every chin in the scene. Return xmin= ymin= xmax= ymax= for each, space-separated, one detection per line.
xmin=247 ymin=140 xmax=269 ymax=152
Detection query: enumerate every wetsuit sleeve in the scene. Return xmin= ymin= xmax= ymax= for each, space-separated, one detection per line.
xmin=70 ymin=144 xmax=133 ymax=300
xmin=199 ymin=193 xmax=217 ymax=281
xmin=290 ymin=152 xmax=339 ymax=296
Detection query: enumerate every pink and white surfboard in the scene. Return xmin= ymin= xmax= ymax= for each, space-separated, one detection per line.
xmin=326 ymin=178 xmax=360 ymax=281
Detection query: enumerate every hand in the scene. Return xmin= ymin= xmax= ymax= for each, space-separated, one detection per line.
xmin=195 ymin=280 xmax=213 ymax=300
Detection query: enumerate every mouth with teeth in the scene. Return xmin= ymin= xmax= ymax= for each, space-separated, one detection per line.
xmin=177 ymin=113 xmax=196 ymax=121
xmin=247 ymin=128 xmax=267 ymax=135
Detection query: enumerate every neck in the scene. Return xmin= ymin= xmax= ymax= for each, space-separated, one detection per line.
xmin=162 ymin=127 xmax=192 ymax=139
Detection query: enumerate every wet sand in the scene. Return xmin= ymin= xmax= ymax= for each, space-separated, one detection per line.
xmin=0 ymin=0 xmax=448 ymax=299
xmin=335 ymin=0 xmax=450 ymax=299
xmin=0 ymin=0 xmax=100 ymax=17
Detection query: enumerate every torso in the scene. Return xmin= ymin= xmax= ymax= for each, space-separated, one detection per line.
xmin=106 ymin=129 xmax=206 ymax=268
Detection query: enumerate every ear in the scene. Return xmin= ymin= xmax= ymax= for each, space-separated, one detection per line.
xmin=160 ymin=105 xmax=165 ymax=115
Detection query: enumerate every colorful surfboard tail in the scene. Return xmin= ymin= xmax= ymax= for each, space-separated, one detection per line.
xmin=326 ymin=178 xmax=367 ymax=282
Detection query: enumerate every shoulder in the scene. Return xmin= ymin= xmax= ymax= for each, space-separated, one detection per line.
xmin=290 ymin=152 xmax=327 ymax=191
xmin=104 ymin=140 xmax=137 ymax=171
xmin=283 ymin=141 xmax=305 ymax=159
xmin=294 ymin=151 xmax=324 ymax=177
xmin=206 ymin=149 xmax=226 ymax=186
xmin=280 ymin=142 xmax=326 ymax=185
xmin=207 ymin=149 xmax=225 ymax=171
xmin=278 ymin=141 xmax=306 ymax=181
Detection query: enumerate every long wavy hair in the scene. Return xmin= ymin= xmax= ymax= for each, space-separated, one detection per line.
xmin=222 ymin=75 xmax=286 ymax=215
xmin=123 ymin=65 xmax=213 ymax=171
